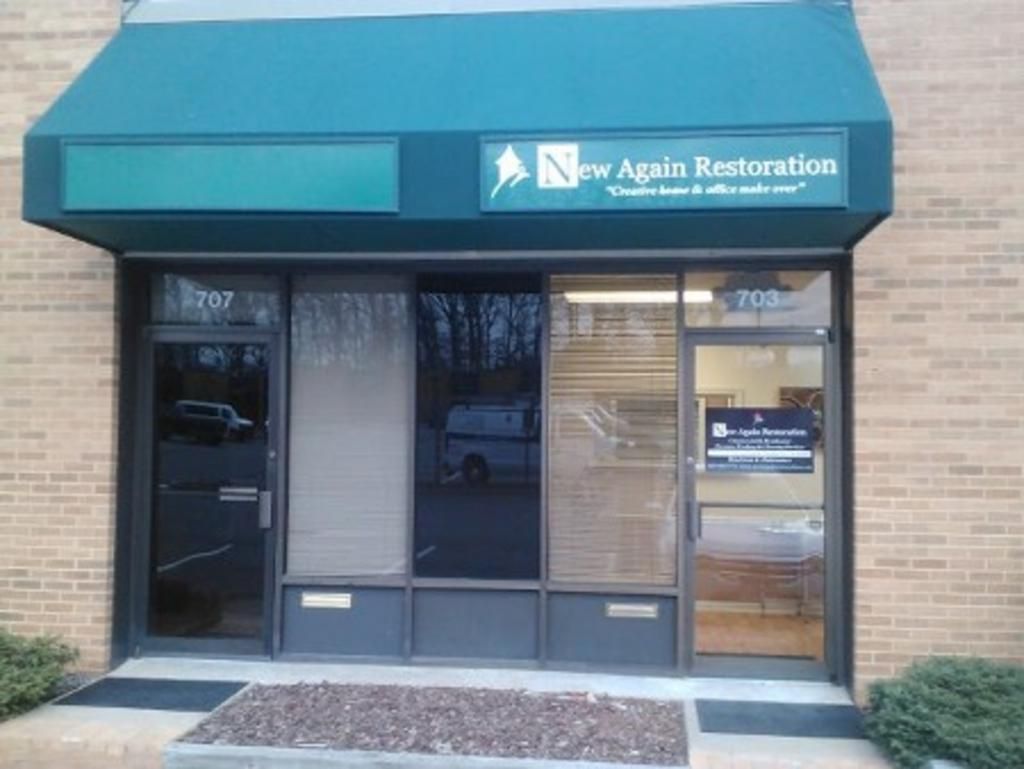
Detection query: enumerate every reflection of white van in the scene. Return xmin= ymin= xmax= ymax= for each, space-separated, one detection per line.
xmin=443 ymin=402 xmax=540 ymax=485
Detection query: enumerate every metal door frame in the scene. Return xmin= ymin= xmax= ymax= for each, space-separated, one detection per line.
xmin=680 ymin=327 xmax=843 ymax=681
xmin=114 ymin=260 xmax=849 ymax=677
xmin=131 ymin=326 xmax=283 ymax=657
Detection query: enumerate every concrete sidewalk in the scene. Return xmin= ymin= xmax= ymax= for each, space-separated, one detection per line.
xmin=111 ymin=657 xmax=854 ymax=705
xmin=0 ymin=659 xmax=891 ymax=769
xmin=0 ymin=703 xmax=204 ymax=769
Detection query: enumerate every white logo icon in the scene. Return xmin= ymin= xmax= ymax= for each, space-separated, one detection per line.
xmin=712 ymin=423 xmax=728 ymax=438
xmin=491 ymin=145 xmax=530 ymax=200
xmin=537 ymin=143 xmax=580 ymax=189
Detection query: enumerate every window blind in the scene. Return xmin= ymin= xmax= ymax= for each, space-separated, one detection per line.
xmin=548 ymin=275 xmax=678 ymax=586
xmin=287 ymin=275 xmax=412 ymax=577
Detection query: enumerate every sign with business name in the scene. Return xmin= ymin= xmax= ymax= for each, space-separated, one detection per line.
xmin=482 ymin=133 xmax=846 ymax=212
xmin=705 ymin=407 xmax=815 ymax=474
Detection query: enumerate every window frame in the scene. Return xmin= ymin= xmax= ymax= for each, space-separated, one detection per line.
xmin=122 ymin=257 xmax=847 ymax=681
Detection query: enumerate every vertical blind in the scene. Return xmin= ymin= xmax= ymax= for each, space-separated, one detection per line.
xmin=287 ymin=275 xmax=412 ymax=577
xmin=548 ymin=275 xmax=678 ymax=586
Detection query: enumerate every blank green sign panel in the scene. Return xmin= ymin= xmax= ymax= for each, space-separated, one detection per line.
xmin=63 ymin=141 xmax=399 ymax=213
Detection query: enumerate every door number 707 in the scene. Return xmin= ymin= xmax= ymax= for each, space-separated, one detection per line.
xmin=195 ymin=290 xmax=235 ymax=310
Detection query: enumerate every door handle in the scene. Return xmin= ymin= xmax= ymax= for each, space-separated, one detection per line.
xmin=686 ymin=499 xmax=699 ymax=542
xmin=219 ymin=486 xmax=258 ymax=502
xmin=258 ymin=490 xmax=273 ymax=529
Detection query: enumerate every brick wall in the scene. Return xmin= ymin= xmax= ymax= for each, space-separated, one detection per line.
xmin=853 ymin=0 xmax=1024 ymax=697
xmin=0 ymin=0 xmax=121 ymax=671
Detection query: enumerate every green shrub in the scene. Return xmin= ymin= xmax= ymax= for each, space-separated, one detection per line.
xmin=0 ymin=630 xmax=78 ymax=720
xmin=864 ymin=656 xmax=1024 ymax=769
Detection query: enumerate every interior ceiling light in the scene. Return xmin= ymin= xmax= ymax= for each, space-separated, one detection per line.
xmin=563 ymin=290 xmax=714 ymax=305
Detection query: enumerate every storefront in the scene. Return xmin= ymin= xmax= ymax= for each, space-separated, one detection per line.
xmin=22 ymin=0 xmax=891 ymax=684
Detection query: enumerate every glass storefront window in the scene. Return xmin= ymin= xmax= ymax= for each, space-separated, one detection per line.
xmin=151 ymin=273 xmax=281 ymax=326
xmin=414 ymin=275 xmax=542 ymax=580
xmin=548 ymin=275 xmax=678 ymax=586
xmin=287 ymin=276 xmax=413 ymax=577
xmin=684 ymin=270 xmax=831 ymax=328
xmin=138 ymin=264 xmax=841 ymax=668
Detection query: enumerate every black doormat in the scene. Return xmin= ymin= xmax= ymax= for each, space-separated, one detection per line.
xmin=696 ymin=699 xmax=865 ymax=739
xmin=54 ymin=677 xmax=246 ymax=712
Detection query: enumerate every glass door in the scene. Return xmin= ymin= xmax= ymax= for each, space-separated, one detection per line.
xmin=142 ymin=332 xmax=278 ymax=654
xmin=685 ymin=335 xmax=830 ymax=675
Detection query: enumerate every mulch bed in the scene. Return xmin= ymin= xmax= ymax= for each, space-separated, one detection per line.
xmin=183 ymin=683 xmax=687 ymax=766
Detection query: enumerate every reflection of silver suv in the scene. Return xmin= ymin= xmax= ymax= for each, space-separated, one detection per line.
xmin=162 ymin=400 xmax=254 ymax=444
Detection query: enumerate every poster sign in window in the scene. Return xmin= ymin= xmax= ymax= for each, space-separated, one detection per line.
xmin=705 ymin=407 xmax=815 ymax=473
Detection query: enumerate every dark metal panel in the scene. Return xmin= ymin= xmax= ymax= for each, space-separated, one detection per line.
xmin=412 ymin=590 xmax=538 ymax=660
xmin=822 ymin=273 xmax=840 ymax=681
xmin=836 ymin=255 xmax=855 ymax=688
xmin=111 ymin=259 xmax=142 ymax=665
xmin=281 ymin=575 xmax=407 ymax=588
xmin=129 ymin=323 xmax=157 ymax=655
xmin=547 ymin=593 xmax=676 ymax=667
xmin=545 ymin=582 xmax=678 ymax=597
xmin=125 ymin=251 xmax=848 ymax=274
xmin=261 ymin=333 xmax=282 ymax=658
xmin=144 ymin=326 xmax=282 ymax=343
xmin=403 ymin=275 xmax=416 ymax=660
xmin=281 ymin=587 xmax=404 ymax=657
xmin=675 ymin=272 xmax=686 ymax=671
xmin=412 ymin=579 xmax=539 ymax=591
xmin=270 ymin=274 xmax=289 ymax=658
xmin=539 ymin=274 xmax=551 ymax=666
xmin=679 ymin=279 xmax=698 ymax=671
xmin=285 ymin=579 xmax=676 ymax=595
xmin=682 ymin=329 xmax=831 ymax=346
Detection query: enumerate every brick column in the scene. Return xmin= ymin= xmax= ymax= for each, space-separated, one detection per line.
xmin=853 ymin=0 xmax=1024 ymax=698
xmin=0 ymin=0 xmax=122 ymax=671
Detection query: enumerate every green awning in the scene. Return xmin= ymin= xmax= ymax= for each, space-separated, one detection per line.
xmin=23 ymin=2 xmax=892 ymax=255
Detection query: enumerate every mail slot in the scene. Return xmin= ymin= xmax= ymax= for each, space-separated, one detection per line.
xmin=301 ymin=592 xmax=353 ymax=610
xmin=606 ymin=602 xmax=659 ymax=620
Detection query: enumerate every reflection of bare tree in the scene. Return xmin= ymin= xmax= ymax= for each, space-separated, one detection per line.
xmin=157 ymin=343 xmax=268 ymax=373
xmin=292 ymin=285 xmax=410 ymax=370
xmin=417 ymin=292 xmax=541 ymax=375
